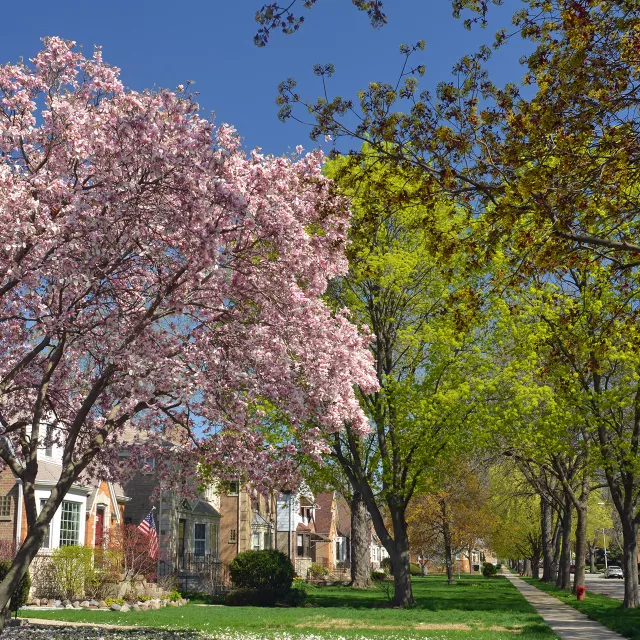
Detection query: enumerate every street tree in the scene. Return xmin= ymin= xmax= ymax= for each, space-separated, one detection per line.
xmin=0 ymin=38 xmax=377 ymax=624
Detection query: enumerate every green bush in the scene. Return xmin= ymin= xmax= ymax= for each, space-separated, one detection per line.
xmin=0 ymin=561 xmax=31 ymax=613
xmin=380 ymin=557 xmax=392 ymax=574
xmin=224 ymin=586 xmax=305 ymax=607
xmin=229 ymin=549 xmax=294 ymax=590
xmin=482 ymin=562 xmax=498 ymax=578
xmin=371 ymin=570 xmax=386 ymax=581
xmin=495 ymin=563 xmax=502 ymax=572
xmin=308 ymin=563 xmax=329 ymax=579
xmin=52 ymin=545 xmax=95 ymax=600
xmin=168 ymin=589 xmax=182 ymax=602
xmin=410 ymin=563 xmax=422 ymax=576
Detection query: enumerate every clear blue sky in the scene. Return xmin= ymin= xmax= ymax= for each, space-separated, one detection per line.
xmin=1 ymin=1 xmax=528 ymax=156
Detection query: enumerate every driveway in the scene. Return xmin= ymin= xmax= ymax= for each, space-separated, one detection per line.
xmin=584 ymin=572 xmax=625 ymax=600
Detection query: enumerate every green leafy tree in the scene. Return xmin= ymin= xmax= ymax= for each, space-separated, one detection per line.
xmin=321 ymin=148 xmax=495 ymax=605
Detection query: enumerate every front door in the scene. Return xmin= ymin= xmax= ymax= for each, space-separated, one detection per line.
xmin=95 ymin=508 xmax=105 ymax=548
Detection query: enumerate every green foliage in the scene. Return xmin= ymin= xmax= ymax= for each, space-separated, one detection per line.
xmin=168 ymin=590 xmax=182 ymax=602
xmin=0 ymin=561 xmax=30 ymax=613
xmin=308 ymin=563 xmax=329 ymax=579
xmin=105 ymin=597 xmax=125 ymax=606
xmin=409 ymin=563 xmax=422 ymax=576
xmin=229 ymin=549 xmax=294 ymax=591
xmin=482 ymin=563 xmax=497 ymax=578
xmin=371 ymin=570 xmax=386 ymax=581
xmin=51 ymin=545 xmax=96 ymax=600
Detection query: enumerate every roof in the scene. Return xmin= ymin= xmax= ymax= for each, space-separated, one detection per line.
xmin=192 ymin=500 xmax=221 ymax=518
xmin=252 ymin=512 xmax=270 ymax=527
xmin=335 ymin=495 xmax=352 ymax=538
xmin=314 ymin=492 xmax=335 ymax=535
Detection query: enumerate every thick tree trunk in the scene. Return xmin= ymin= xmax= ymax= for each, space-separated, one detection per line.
xmin=541 ymin=496 xmax=554 ymax=582
xmin=350 ymin=490 xmax=372 ymax=588
xmin=523 ymin=558 xmax=532 ymax=577
xmin=556 ymin=501 xmax=573 ymax=590
xmin=572 ymin=502 xmax=588 ymax=594
xmin=389 ymin=511 xmax=414 ymax=606
xmin=530 ymin=554 xmax=540 ymax=579
xmin=0 ymin=523 xmax=47 ymax=628
xmin=621 ymin=516 xmax=640 ymax=608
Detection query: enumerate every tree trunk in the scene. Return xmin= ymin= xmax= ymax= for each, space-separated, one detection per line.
xmin=551 ymin=517 xmax=561 ymax=582
xmin=0 ymin=523 xmax=47 ymax=628
xmin=541 ymin=496 xmax=554 ymax=582
xmin=572 ymin=502 xmax=588 ymax=594
xmin=389 ymin=511 xmax=414 ymax=606
xmin=467 ymin=546 xmax=474 ymax=573
xmin=621 ymin=515 xmax=640 ymax=608
xmin=556 ymin=500 xmax=573 ymax=590
xmin=442 ymin=503 xmax=454 ymax=584
xmin=350 ymin=490 xmax=372 ymax=588
xmin=523 ymin=558 xmax=532 ymax=577
xmin=587 ymin=542 xmax=596 ymax=573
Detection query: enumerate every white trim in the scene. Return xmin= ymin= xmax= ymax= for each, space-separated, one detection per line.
xmin=108 ymin=483 xmax=121 ymax=523
xmin=15 ymin=480 xmax=23 ymax=547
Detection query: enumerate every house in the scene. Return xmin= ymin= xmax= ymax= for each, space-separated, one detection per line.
xmin=0 ymin=429 xmax=127 ymax=555
xmin=119 ymin=437 xmax=223 ymax=590
xmin=370 ymin=531 xmax=390 ymax=570
xmin=218 ymin=480 xmax=276 ymax=566
xmin=276 ymin=486 xmax=319 ymax=577
xmin=313 ymin=492 xmax=352 ymax=576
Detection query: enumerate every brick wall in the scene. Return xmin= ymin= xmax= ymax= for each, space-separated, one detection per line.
xmin=0 ymin=468 xmax=18 ymax=549
xmin=219 ymin=493 xmax=239 ymax=565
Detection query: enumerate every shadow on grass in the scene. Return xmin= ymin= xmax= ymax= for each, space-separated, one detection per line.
xmin=307 ymin=575 xmax=534 ymax=613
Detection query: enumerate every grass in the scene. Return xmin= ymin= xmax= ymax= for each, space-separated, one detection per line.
xmin=19 ymin=576 xmax=559 ymax=639
xmin=523 ymin=577 xmax=640 ymax=639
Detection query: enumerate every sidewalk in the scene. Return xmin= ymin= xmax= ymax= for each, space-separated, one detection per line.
xmin=504 ymin=571 xmax=625 ymax=639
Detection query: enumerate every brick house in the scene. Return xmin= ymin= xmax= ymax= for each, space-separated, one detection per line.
xmin=218 ymin=480 xmax=276 ymax=566
xmin=313 ymin=492 xmax=352 ymax=575
xmin=0 ymin=431 xmax=127 ymax=554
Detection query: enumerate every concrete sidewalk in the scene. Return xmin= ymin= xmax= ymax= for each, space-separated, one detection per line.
xmin=504 ymin=572 xmax=625 ymax=639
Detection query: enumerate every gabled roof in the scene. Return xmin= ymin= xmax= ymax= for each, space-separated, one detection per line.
xmin=252 ymin=512 xmax=270 ymax=527
xmin=314 ymin=492 xmax=335 ymax=535
xmin=192 ymin=500 xmax=221 ymax=518
xmin=335 ymin=495 xmax=352 ymax=538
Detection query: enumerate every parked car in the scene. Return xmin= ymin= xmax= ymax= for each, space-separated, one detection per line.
xmin=604 ymin=566 xmax=623 ymax=579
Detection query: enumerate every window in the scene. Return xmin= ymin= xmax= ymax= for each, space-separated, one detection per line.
xmin=194 ymin=523 xmax=206 ymax=556
xmin=0 ymin=495 xmax=11 ymax=521
xmin=263 ymin=531 xmax=270 ymax=550
xmin=296 ymin=533 xmax=310 ymax=558
xmin=299 ymin=506 xmax=313 ymax=523
xmin=336 ymin=536 xmax=349 ymax=563
xmin=227 ymin=481 xmax=239 ymax=496
xmin=59 ymin=501 xmax=81 ymax=546
xmin=252 ymin=532 xmax=260 ymax=551
xmin=39 ymin=499 xmax=51 ymax=549
xmin=229 ymin=528 xmax=237 ymax=543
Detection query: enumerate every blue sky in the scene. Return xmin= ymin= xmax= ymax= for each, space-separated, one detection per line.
xmin=1 ymin=1 xmax=529 ymax=156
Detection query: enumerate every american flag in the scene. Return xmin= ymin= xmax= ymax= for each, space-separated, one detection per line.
xmin=137 ymin=509 xmax=159 ymax=558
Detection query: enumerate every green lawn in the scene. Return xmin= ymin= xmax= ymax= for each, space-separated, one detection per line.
xmin=523 ymin=578 xmax=640 ymax=639
xmin=20 ymin=576 xmax=558 ymax=639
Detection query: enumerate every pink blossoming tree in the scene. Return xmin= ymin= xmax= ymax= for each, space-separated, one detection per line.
xmin=0 ymin=37 xmax=377 ymax=622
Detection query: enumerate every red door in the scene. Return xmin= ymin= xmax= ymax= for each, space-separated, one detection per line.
xmin=95 ymin=508 xmax=105 ymax=548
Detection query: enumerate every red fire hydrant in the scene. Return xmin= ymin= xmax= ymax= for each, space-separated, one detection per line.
xmin=576 ymin=585 xmax=586 ymax=601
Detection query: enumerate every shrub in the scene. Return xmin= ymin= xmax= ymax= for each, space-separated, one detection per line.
xmin=168 ymin=589 xmax=182 ymax=602
xmin=0 ymin=562 xmax=30 ymax=613
xmin=105 ymin=597 xmax=125 ymax=606
xmin=308 ymin=563 xmax=329 ymax=580
xmin=229 ymin=549 xmax=294 ymax=590
xmin=409 ymin=563 xmax=422 ymax=576
xmin=371 ymin=570 xmax=386 ymax=581
xmin=495 ymin=563 xmax=502 ymax=572
xmin=380 ymin=557 xmax=392 ymax=574
xmin=52 ymin=545 xmax=95 ymax=600
xmin=482 ymin=562 xmax=498 ymax=578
